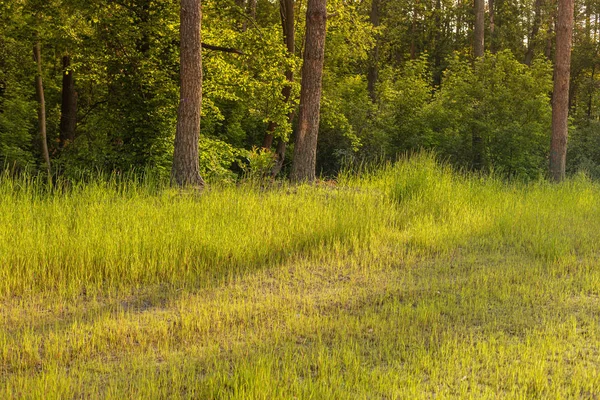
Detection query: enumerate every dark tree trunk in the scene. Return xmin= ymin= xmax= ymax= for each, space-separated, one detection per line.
xmin=291 ymin=0 xmax=327 ymax=182
xmin=59 ymin=55 xmax=77 ymax=148
xmin=489 ymin=0 xmax=496 ymax=53
xmin=472 ymin=0 xmax=484 ymax=170
xmin=367 ymin=0 xmax=380 ymax=102
xmin=474 ymin=0 xmax=484 ymax=58
xmin=550 ymin=0 xmax=574 ymax=182
xmin=588 ymin=64 xmax=595 ymax=118
xmin=248 ymin=0 xmax=257 ymax=20
xmin=242 ymin=0 xmax=255 ymax=31
xmin=262 ymin=0 xmax=295 ymax=177
xmin=525 ymin=0 xmax=542 ymax=65
xmin=172 ymin=0 xmax=205 ymax=187
xmin=410 ymin=3 xmax=417 ymax=60
xmin=546 ymin=12 xmax=555 ymax=60
xmin=33 ymin=41 xmax=51 ymax=175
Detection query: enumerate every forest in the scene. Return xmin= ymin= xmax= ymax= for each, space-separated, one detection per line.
xmin=1 ymin=0 xmax=599 ymax=181
xmin=2 ymin=0 xmax=600 ymax=398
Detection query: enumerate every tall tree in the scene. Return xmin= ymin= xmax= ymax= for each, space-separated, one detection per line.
xmin=261 ymin=0 xmax=295 ymax=176
xmin=549 ymin=0 xmax=574 ymax=181
xmin=171 ymin=0 xmax=205 ymax=187
xmin=367 ymin=0 xmax=380 ymax=101
xmin=472 ymin=0 xmax=485 ymax=169
xmin=33 ymin=40 xmax=51 ymax=175
xmin=291 ymin=0 xmax=327 ymax=182
xmin=489 ymin=0 xmax=496 ymax=53
xmin=474 ymin=0 xmax=484 ymax=58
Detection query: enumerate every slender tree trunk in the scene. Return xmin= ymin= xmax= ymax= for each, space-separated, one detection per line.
xmin=172 ymin=0 xmax=205 ymax=187
xmin=588 ymin=64 xmax=595 ymax=118
xmin=291 ymin=0 xmax=327 ymax=182
xmin=410 ymin=3 xmax=417 ymax=60
xmin=546 ymin=11 xmax=555 ymax=60
xmin=472 ymin=0 xmax=484 ymax=170
xmin=456 ymin=0 xmax=463 ymax=42
xmin=59 ymin=55 xmax=77 ymax=148
xmin=489 ymin=0 xmax=496 ymax=53
xmin=33 ymin=41 xmax=51 ymax=175
xmin=241 ymin=0 xmax=255 ymax=31
xmin=262 ymin=0 xmax=295 ymax=177
xmin=550 ymin=0 xmax=574 ymax=182
xmin=248 ymin=0 xmax=257 ymax=20
xmin=474 ymin=0 xmax=484 ymax=58
xmin=432 ymin=0 xmax=443 ymax=85
xmin=367 ymin=0 xmax=380 ymax=101
xmin=525 ymin=0 xmax=542 ymax=65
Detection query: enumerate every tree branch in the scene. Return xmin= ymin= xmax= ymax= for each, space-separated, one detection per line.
xmin=202 ymin=43 xmax=245 ymax=55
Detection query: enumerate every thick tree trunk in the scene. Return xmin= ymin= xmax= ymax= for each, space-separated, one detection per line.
xmin=367 ymin=0 xmax=380 ymax=102
xmin=59 ymin=55 xmax=77 ymax=148
xmin=550 ymin=0 xmax=574 ymax=182
xmin=524 ymin=0 xmax=542 ymax=65
xmin=33 ymin=41 xmax=51 ymax=175
xmin=262 ymin=0 xmax=295 ymax=177
xmin=172 ymin=0 xmax=205 ymax=187
xmin=291 ymin=0 xmax=327 ymax=182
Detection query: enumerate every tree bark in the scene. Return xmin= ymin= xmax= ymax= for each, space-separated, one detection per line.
xmin=33 ymin=41 xmax=51 ymax=175
xmin=489 ymin=0 xmax=496 ymax=53
xmin=550 ymin=0 xmax=574 ymax=182
xmin=367 ymin=0 xmax=380 ymax=102
xmin=472 ymin=0 xmax=484 ymax=170
xmin=474 ymin=0 xmax=484 ymax=58
xmin=291 ymin=0 xmax=327 ymax=182
xmin=172 ymin=0 xmax=205 ymax=187
xmin=59 ymin=55 xmax=77 ymax=148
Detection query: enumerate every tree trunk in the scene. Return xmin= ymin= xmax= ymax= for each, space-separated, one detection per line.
xmin=550 ymin=0 xmax=574 ymax=182
xmin=545 ymin=12 xmax=555 ymax=60
xmin=367 ymin=0 xmax=380 ymax=102
xmin=262 ymin=0 xmax=295 ymax=177
xmin=59 ymin=55 xmax=77 ymax=148
xmin=33 ymin=41 xmax=51 ymax=175
xmin=524 ymin=0 xmax=542 ymax=65
xmin=472 ymin=0 xmax=484 ymax=170
xmin=291 ymin=0 xmax=327 ymax=182
xmin=474 ymin=0 xmax=484 ymax=58
xmin=489 ymin=0 xmax=496 ymax=53
xmin=248 ymin=0 xmax=257 ymax=20
xmin=242 ymin=0 xmax=255 ymax=31
xmin=172 ymin=0 xmax=205 ymax=187
xmin=410 ymin=3 xmax=417 ymax=60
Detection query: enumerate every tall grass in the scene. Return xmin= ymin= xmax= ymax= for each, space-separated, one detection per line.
xmin=0 ymin=173 xmax=387 ymax=298
xmin=1 ymin=153 xmax=600 ymax=398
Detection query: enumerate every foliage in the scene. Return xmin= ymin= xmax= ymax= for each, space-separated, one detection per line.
xmin=423 ymin=51 xmax=553 ymax=178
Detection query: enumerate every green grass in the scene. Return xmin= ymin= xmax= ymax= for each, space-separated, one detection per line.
xmin=1 ymin=153 xmax=600 ymax=398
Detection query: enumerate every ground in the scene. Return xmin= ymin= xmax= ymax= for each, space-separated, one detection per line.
xmin=1 ymin=155 xmax=599 ymax=398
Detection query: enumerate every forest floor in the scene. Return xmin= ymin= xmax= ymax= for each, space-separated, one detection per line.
xmin=1 ymin=154 xmax=600 ymax=399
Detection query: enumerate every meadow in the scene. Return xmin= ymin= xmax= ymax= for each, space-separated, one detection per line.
xmin=1 ymin=154 xmax=599 ymax=399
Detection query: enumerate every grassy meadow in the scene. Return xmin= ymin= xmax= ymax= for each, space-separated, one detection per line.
xmin=1 ymin=154 xmax=600 ymax=398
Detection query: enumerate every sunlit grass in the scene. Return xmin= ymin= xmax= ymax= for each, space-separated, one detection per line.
xmin=1 ymin=153 xmax=600 ymax=398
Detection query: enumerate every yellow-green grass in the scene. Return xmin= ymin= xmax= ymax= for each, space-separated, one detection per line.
xmin=1 ymin=154 xmax=600 ymax=398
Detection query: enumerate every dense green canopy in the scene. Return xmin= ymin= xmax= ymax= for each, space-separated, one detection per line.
xmin=1 ymin=0 xmax=599 ymax=180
